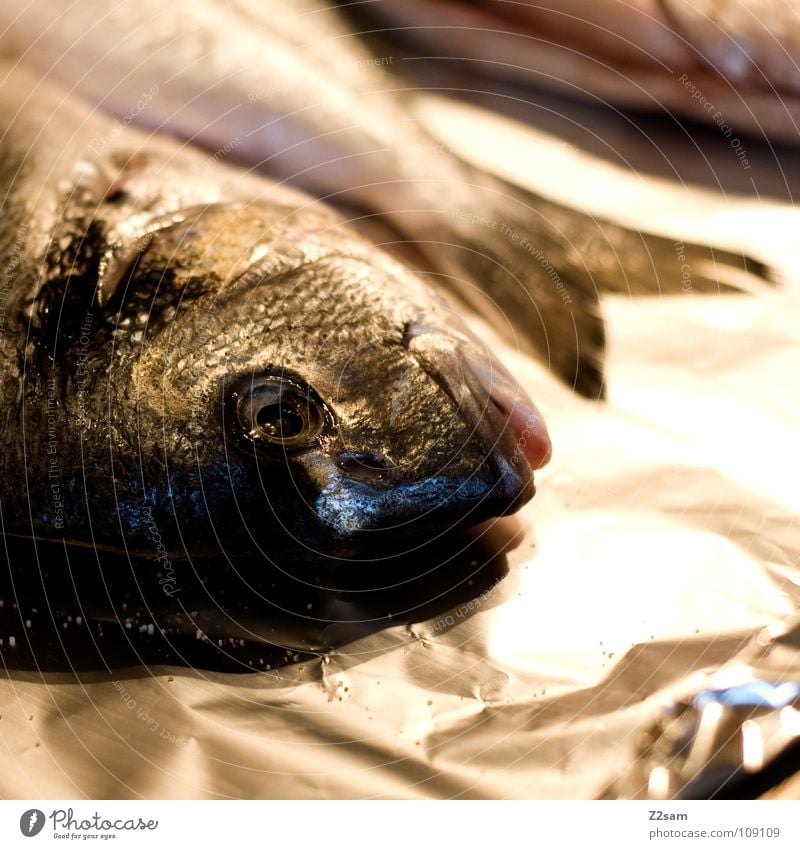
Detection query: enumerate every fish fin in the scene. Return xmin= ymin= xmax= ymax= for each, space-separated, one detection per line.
xmin=551 ymin=214 xmax=777 ymax=296
xmin=422 ymin=169 xmax=776 ymax=397
xmin=401 ymin=170 xmax=604 ymax=397
xmin=95 ymin=205 xmax=240 ymax=312
xmin=467 ymin=174 xmax=776 ymax=298
xmin=426 ymin=217 xmax=607 ymax=398
xmin=95 ymin=234 xmax=155 ymax=309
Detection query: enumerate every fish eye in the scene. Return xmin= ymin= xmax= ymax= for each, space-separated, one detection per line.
xmin=232 ymin=375 xmax=326 ymax=452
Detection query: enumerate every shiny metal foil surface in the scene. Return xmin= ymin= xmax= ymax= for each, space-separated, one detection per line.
xmin=1 ymin=99 xmax=798 ymax=800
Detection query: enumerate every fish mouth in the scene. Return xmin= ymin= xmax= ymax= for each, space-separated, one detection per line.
xmin=403 ymin=319 xmax=551 ymax=506
xmin=306 ymin=326 xmax=549 ymax=550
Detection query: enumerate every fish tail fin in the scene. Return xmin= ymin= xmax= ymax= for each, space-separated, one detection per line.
xmin=556 ymin=214 xmax=777 ymax=296
xmin=485 ymin=176 xmax=777 ymax=297
xmin=418 ymin=170 xmax=776 ymax=397
xmin=424 ymin=176 xmax=608 ymax=398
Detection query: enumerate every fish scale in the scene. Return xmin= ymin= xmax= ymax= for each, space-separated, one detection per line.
xmin=1 ymin=0 xmax=773 ymax=396
xmin=0 ymin=2 xmax=774 ymax=667
xmin=0 ymin=64 xmax=549 ymax=579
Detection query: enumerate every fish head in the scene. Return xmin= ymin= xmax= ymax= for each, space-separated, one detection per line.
xmin=121 ymin=203 xmax=551 ymax=560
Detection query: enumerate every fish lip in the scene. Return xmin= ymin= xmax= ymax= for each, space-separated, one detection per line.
xmin=313 ymin=456 xmax=535 ymax=548
xmin=458 ymin=344 xmax=552 ymax=470
xmin=402 ymin=321 xmax=547 ymax=503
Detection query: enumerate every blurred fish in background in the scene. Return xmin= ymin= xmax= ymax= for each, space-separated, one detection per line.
xmin=0 ymin=0 xmax=799 ymax=802
xmin=0 ymin=0 xmax=777 ymax=398
xmin=344 ymin=0 xmax=800 ymax=145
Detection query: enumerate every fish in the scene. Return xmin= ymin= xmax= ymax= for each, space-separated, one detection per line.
xmin=0 ymin=0 xmax=773 ymax=399
xmin=0 ymin=64 xmax=551 ymax=582
xmin=338 ymin=0 xmax=800 ymax=146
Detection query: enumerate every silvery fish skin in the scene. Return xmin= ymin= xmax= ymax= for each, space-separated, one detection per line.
xmin=0 ymin=67 xmax=551 ymax=567
xmin=1 ymin=0 xmax=769 ymax=397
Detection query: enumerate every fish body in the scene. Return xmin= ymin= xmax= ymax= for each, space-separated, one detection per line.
xmin=0 ymin=2 xmax=777 ymax=668
xmin=0 ymin=0 xmax=774 ymax=564
xmin=3 ymin=0 xmax=770 ymax=397
xmin=342 ymin=0 xmax=800 ymax=146
xmin=0 ymin=67 xmax=550 ymax=570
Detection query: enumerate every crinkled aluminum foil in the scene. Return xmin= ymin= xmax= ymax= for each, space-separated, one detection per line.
xmin=1 ymin=99 xmax=799 ymax=800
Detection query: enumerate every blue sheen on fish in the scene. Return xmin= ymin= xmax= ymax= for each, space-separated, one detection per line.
xmin=0 ymin=67 xmax=548 ymax=571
